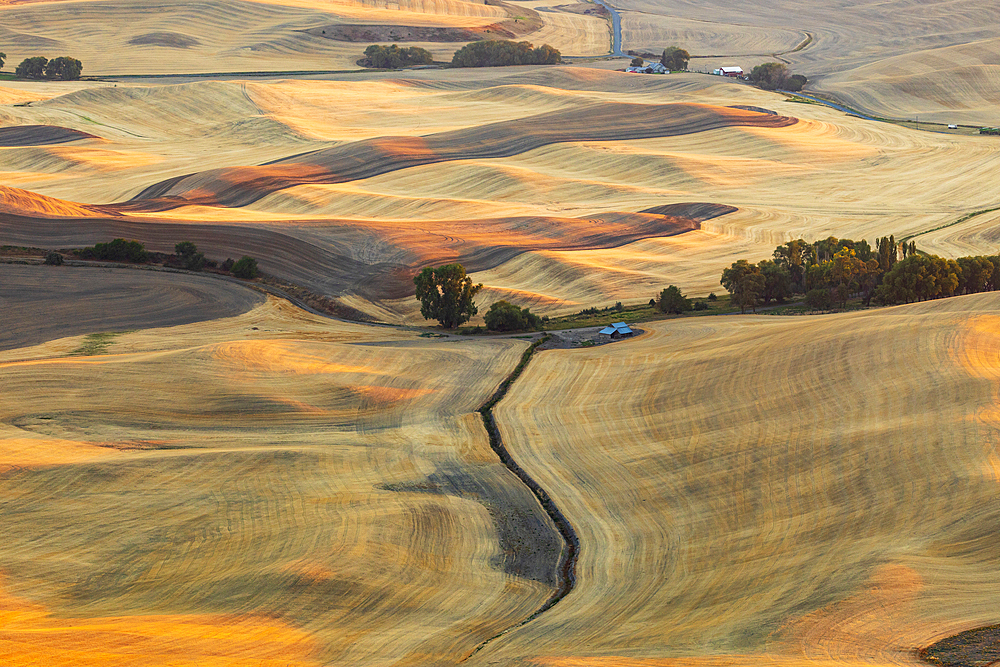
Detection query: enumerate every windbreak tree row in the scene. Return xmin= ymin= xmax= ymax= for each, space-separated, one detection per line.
xmin=720 ymin=235 xmax=1000 ymax=312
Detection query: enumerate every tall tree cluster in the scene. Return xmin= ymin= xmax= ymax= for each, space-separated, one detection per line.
xmin=721 ymin=235 xmax=1000 ymax=311
xmin=451 ymin=40 xmax=560 ymax=67
xmin=14 ymin=56 xmax=82 ymax=80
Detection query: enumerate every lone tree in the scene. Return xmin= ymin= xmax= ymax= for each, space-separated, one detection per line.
xmin=660 ymin=46 xmax=690 ymax=71
xmin=656 ymin=285 xmax=692 ymax=314
xmin=630 ymin=56 xmax=644 ymax=67
xmin=0 ymin=52 xmax=6 ymax=69
xmin=414 ymin=263 xmax=483 ymax=328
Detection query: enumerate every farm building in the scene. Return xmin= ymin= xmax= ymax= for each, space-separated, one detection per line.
xmin=713 ymin=66 xmax=744 ymax=77
xmin=598 ymin=322 xmax=634 ymax=340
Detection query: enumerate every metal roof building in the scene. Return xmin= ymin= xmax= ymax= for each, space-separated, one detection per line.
xmin=599 ymin=322 xmax=634 ymax=338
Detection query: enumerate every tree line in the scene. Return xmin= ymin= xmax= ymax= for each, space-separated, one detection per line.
xmin=720 ymin=235 xmax=1000 ymax=312
xmin=361 ymin=40 xmax=560 ymax=69
xmin=6 ymin=55 xmax=83 ymax=80
xmin=68 ymin=239 xmax=259 ymax=279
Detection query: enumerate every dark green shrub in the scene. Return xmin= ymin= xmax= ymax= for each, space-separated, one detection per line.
xmin=78 ymin=238 xmax=149 ymax=263
xmin=43 ymin=251 xmax=63 ymax=265
xmin=805 ymin=287 xmax=833 ymax=310
xmin=174 ymin=240 xmax=205 ymax=271
xmin=362 ymin=44 xmax=434 ymax=69
xmin=708 ymin=292 xmax=718 ymax=301
xmin=484 ymin=300 xmax=543 ymax=332
xmin=693 ymin=301 xmax=708 ymax=311
xmin=231 ymin=256 xmax=259 ymax=279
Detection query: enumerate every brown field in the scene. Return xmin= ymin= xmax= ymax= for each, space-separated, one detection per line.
xmin=0 ymin=263 xmax=264 ymax=350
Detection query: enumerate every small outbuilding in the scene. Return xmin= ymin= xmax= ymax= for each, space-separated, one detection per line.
xmin=714 ymin=66 xmax=744 ymax=77
xmin=598 ymin=322 xmax=635 ymax=340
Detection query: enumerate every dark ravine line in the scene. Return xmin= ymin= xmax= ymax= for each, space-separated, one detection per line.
xmin=463 ymin=335 xmax=580 ymax=661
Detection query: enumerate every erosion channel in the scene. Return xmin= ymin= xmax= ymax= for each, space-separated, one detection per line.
xmin=466 ymin=335 xmax=580 ymax=660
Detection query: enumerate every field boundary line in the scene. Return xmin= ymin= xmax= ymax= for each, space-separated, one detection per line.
xmin=463 ymin=334 xmax=580 ymax=661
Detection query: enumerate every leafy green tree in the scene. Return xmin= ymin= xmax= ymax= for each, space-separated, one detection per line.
xmin=657 ymin=285 xmax=692 ymax=314
xmin=15 ymin=56 xmax=48 ymax=79
xmin=0 ymin=52 xmax=6 ymax=69
xmin=757 ymin=260 xmax=792 ymax=304
xmin=958 ymin=256 xmax=994 ymax=294
xmin=630 ymin=57 xmax=644 ymax=67
xmin=231 ymin=256 xmax=259 ymax=279
xmin=44 ymin=56 xmax=83 ymax=80
xmin=414 ymin=263 xmax=483 ymax=328
xmin=174 ymin=240 xmax=205 ymax=271
xmin=749 ymin=62 xmax=791 ymax=90
xmin=484 ymin=300 xmax=542 ymax=331
xmin=660 ymin=46 xmax=689 ymax=71
xmin=721 ymin=259 xmax=764 ymax=313
xmin=773 ymin=238 xmax=811 ymax=292
xmin=786 ymin=73 xmax=807 ymax=92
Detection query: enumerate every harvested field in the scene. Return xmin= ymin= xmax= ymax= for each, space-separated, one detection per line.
xmin=483 ymin=293 xmax=1000 ymax=666
xmin=0 ymin=296 xmax=561 ymax=665
xmin=117 ymin=103 xmax=796 ymax=210
xmin=0 ymin=0 xmax=593 ymax=75
xmin=0 ymin=125 xmax=100 ymax=147
xmin=608 ymin=0 xmax=1000 ymax=125
xmin=0 ymin=263 xmax=264 ymax=351
xmin=4 ymin=71 xmax=1000 ymax=321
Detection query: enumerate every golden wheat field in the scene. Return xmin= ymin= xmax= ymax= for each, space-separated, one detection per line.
xmin=0 ymin=288 xmax=570 ymax=665
xmin=3 ymin=69 xmax=1000 ymax=322
xmin=3 ymin=0 xmax=1000 ymax=663
xmin=484 ymin=292 xmax=1000 ymax=667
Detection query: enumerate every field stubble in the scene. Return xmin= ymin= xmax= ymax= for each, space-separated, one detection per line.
xmin=483 ymin=293 xmax=1000 ymax=666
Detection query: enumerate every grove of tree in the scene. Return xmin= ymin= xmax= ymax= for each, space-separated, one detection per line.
xmin=721 ymin=234 xmax=1000 ymax=312
xmin=749 ymin=62 xmax=806 ymax=91
xmin=361 ymin=44 xmax=434 ymax=69
xmin=15 ymin=56 xmax=83 ymax=80
xmin=451 ymin=40 xmax=561 ymax=67
xmin=414 ymin=263 xmax=483 ymax=328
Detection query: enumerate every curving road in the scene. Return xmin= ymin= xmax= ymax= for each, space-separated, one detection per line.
xmin=590 ymin=0 xmax=624 ymax=56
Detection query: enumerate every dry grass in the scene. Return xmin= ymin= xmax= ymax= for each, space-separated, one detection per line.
xmin=483 ymin=293 xmax=1000 ymax=666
